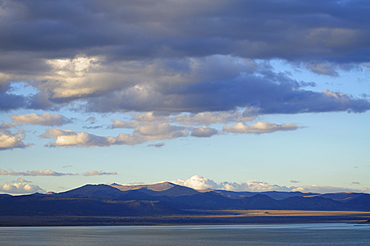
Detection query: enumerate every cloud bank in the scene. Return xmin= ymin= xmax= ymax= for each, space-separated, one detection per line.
xmin=172 ymin=175 xmax=370 ymax=194
xmin=0 ymin=0 xmax=368 ymax=115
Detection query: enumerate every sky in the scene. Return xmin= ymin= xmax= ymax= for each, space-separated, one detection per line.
xmin=0 ymin=0 xmax=369 ymax=195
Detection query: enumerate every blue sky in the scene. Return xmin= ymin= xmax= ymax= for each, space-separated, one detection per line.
xmin=0 ymin=0 xmax=369 ymax=194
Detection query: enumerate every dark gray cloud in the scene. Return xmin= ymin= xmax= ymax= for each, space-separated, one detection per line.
xmin=0 ymin=0 xmax=369 ymax=115
xmin=85 ymin=70 xmax=370 ymax=114
xmin=1 ymin=0 xmax=369 ymax=63
xmin=83 ymin=125 xmax=103 ymax=130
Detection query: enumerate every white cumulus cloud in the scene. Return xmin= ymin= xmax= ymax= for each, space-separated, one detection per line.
xmin=0 ymin=183 xmax=45 ymax=194
xmin=53 ymin=132 xmax=115 ymax=147
xmin=0 ymin=130 xmax=32 ymax=150
xmin=173 ymin=175 xmax=221 ymax=190
xmin=41 ymin=128 xmax=116 ymax=147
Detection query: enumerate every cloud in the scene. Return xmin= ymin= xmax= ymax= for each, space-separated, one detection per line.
xmin=132 ymin=112 xmax=170 ymax=122
xmin=111 ymin=110 xmax=257 ymax=140
xmin=222 ymin=181 xmax=292 ymax=192
xmin=41 ymin=128 xmax=118 ymax=147
xmin=191 ymin=127 xmax=218 ymax=138
xmin=291 ymin=185 xmax=359 ymax=194
xmin=0 ymin=0 xmax=368 ymax=114
xmin=85 ymin=116 xmax=97 ymax=124
xmin=173 ymin=175 xmax=370 ymax=193
xmin=111 ymin=119 xmax=138 ymax=129
xmin=0 ymin=91 xmax=29 ymax=111
xmin=0 ymin=130 xmax=32 ymax=150
xmin=173 ymin=175 xmax=221 ymax=190
xmin=304 ymin=62 xmax=339 ymax=76
xmin=223 ymin=122 xmax=300 ymax=134
xmin=39 ymin=128 xmax=77 ymax=138
xmin=134 ymin=123 xmax=188 ymax=141
xmin=175 ymin=110 xmax=257 ymax=126
xmin=1 ymin=0 xmax=369 ymax=63
xmin=83 ymin=125 xmax=103 ymax=130
xmin=147 ymin=142 xmax=165 ymax=148
xmin=0 ymin=121 xmax=12 ymax=129
xmin=0 ymin=169 xmax=117 ymax=177
xmin=9 ymin=112 xmax=72 ymax=126
xmin=173 ymin=175 xmax=291 ymax=192
xmin=0 ymin=0 xmax=368 ymax=152
xmin=13 ymin=178 xmax=31 ymax=183
xmin=41 ymin=128 xmax=143 ymax=147
xmin=115 ymin=133 xmax=145 ymax=146
xmin=0 ymin=183 xmax=45 ymax=194
xmin=82 ymin=170 xmax=117 ymax=176
xmin=40 ymin=117 xmax=304 ymax=148
xmin=50 ymin=132 xmax=115 ymax=147
xmin=0 ymin=169 xmax=72 ymax=176
xmin=83 ymin=66 xmax=370 ymax=114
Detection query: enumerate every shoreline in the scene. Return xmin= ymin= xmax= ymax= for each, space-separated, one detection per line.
xmin=1 ymin=210 xmax=370 ymax=227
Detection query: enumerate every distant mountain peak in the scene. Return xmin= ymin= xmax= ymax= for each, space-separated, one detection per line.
xmin=110 ymin=181 xmax=177 ymax=192
xmin=55 ymin=183 xmax=124 ymax=199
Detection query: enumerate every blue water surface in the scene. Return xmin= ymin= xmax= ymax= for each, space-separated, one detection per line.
xmin=0 ymin=223 xmax=369 ymax=246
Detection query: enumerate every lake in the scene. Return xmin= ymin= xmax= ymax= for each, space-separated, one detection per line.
xmin=0 ymin=223 xmax=369 ymax=245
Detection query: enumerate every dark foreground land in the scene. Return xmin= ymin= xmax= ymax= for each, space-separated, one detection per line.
xmin=2 ymin=183 xmax=370 ymax=226
xmin=1 ymin=210 xmax=370 ymax=227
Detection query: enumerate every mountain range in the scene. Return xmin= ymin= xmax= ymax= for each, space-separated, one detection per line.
xmin=1 ymin=182 xmax=370 ymax=218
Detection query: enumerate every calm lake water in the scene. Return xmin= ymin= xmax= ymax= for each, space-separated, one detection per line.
xmin=0 ymin=223 xmax=369 ymax=246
